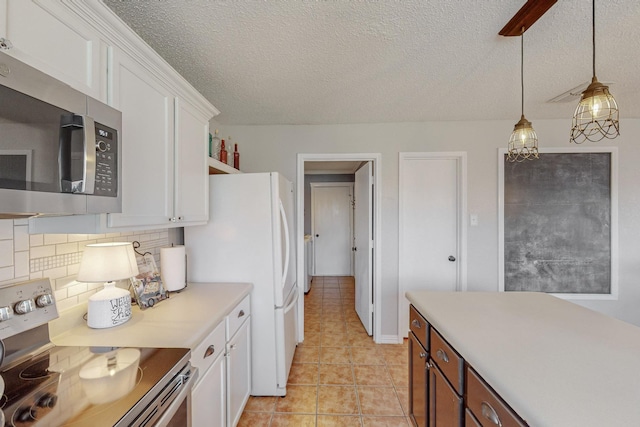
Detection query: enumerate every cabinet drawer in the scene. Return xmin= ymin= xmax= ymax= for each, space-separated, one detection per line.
xmin=465 ymin=408 xmax=482 ymax=427
xmin=466 ymin=368 xmax=527 ymax=427
xmin=226 ymin=295 xmax=251 ymax=339
xmin=429 ymin=328 xmax=464 ymax=395
xmin=409 ymin=305 xmax=429 ymax=349
xmin=191 ymin=320 xmax=226 ymax=378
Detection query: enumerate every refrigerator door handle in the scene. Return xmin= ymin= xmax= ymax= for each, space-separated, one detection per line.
xmin=279 ymin=199 xmax=290 ymax=288
xmin=283 ymin=287 xmax=298 ymax=313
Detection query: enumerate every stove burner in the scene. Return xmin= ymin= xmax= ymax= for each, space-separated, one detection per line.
xmin=19 ymin=358 xmax=52 ymax=381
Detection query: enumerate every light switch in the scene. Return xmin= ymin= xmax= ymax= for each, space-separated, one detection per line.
xmin=470 ymin=214 xmax=479 ymax=227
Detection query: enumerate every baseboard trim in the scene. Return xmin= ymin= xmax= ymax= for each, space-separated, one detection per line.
xmin=375 ymin=334 xmax=403 ymax=344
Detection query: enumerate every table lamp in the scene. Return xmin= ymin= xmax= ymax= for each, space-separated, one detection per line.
xmin=77 ymin=242 xmax=139 ymax=329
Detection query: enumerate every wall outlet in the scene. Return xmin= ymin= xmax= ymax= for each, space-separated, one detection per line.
xmin=470 ymin=214 xmax=479 ymax=227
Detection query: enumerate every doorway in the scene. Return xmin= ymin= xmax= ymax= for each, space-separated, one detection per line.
xmin=296 ymin=153 xmax=382 ymax=343
xmin=398 ymin=152 xmax=467 ymax=338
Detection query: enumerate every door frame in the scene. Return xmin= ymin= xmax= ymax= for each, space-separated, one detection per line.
xmin=397 ymin=152 xmax=468 ymax=337
xmin=297 ymin=153 xmax=382 ymax=343
xmin=310 ymin=182 xmax=354 ymax=276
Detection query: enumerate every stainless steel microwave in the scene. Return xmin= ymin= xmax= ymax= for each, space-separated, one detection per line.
xmin=0 ymin=50 xmax=122 ymax=218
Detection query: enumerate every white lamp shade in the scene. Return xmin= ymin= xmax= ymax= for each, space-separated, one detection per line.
xmin=77 ymin=242 xmax=139 ymax=283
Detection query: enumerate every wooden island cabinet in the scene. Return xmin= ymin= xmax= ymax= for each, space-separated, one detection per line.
xmin=406 ymin=291 xmax=640 ymax=427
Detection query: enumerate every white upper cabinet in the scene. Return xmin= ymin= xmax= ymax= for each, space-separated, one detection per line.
xmin=107 ymin=49 xmax=176 ymax=228
xmin=174 ymin=98 xmax=210 ymax=224
xmin=22 ymin=1 xmax=220 ymax=234
xmin=0 ymin=0 xmax=105 ymax=100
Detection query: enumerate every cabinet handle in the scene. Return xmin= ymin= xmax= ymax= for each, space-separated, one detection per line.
xmin=411 ymin=319 xmax=422 ymax=329
xmin=230 ymin=344 xmax=237 ymax=350
xmin=203 ymin=345 xmax=215 ymax=359
xmin=419 ymin=352 xmax=427 ymax=359
xmin=238 ymin=309 xmax=245 ymax=318
xmin=481 ymin=402 xmax=502 ymax=426
xmin=436 ymin=348 xmax=449 ymax=363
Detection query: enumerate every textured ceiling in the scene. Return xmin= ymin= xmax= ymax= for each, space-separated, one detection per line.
xmin=103 ymin=0 xmax=640 ymax=125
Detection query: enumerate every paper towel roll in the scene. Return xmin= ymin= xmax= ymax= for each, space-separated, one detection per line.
xmin=161 ymin=245 xmax=186 ymax=291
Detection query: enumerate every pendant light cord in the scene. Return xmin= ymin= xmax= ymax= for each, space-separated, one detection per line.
xmin=521 ymin=28 xmax=525 ymax=117
xmin=592 ymin=0 xmax=596 ymax=77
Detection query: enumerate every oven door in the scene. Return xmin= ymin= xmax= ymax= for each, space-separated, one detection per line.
xmin=149 ymin=367 xmax=198 ymax=427
xmin=130 ymin=364 xmax=198 ymax=427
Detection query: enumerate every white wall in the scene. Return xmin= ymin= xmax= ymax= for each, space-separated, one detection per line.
xmin=217 ymin=118 xmax=640 ymax=337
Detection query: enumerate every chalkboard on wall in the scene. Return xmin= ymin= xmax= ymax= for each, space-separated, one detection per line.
xmin=501 ymin=150 xmax=615 ymax=294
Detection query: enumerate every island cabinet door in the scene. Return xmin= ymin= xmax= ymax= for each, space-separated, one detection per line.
xmin=428 ymin=361 xmax=463 ymax=427
xmin=409 ymin=332 xmax=428 ymax=427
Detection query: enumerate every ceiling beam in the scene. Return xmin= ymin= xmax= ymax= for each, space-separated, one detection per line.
xmin=499 ymin=0 xmax=558 ymax=36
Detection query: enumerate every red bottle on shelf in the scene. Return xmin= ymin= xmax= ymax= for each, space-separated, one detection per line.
xmin=233 ymin=144 xmax=240 ymax=169
xmin=219 ymin=139 xmax=227 ymax=164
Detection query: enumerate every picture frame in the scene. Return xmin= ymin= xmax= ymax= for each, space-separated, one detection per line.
xmin=129 ymin=252 xmax=169 ymax=309
xmin=498 ymin=147 xmax=618 ymax=300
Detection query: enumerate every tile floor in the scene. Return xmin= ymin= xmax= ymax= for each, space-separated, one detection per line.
xmin=239 ymin=276 xmax=410 ymax=427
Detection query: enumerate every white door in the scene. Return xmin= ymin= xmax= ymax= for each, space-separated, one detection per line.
xmin=311 ymin=183 xmax=353 ymax=276
xmin=191 ymin=355 xmax=225 ymax=427
xmin=108 ymin=48 xmax=175 ymax=228
xmin=354 ymin=162 xmax=374 ymax=335
xmin=227 ymin=319 xmax=251 ymax=427
xmin=174 ymin=98 xmax=209 ymax=223
xmin=399 ymin=154 xmax=462 ymax=337
xmin=275 ymin=285 xmax=298 ymax=394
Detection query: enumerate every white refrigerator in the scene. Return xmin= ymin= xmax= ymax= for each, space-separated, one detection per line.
xmin=185 ymin=172 xmax=298 ymax=396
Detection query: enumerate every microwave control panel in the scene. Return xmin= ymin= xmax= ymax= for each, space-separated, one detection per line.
xmin=94 ymin=122 xmax=118 ymax=197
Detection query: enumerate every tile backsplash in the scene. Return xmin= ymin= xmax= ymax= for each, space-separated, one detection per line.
xmin=0 ymin=219 xmax=170 ymax=312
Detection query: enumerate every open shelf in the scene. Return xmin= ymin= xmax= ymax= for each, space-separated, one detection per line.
xmin=208 ymin=157 xmax=241 ymax=174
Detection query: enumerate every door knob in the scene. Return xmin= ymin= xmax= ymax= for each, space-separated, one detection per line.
xmin=448 ymin=256 xmax=456 ymax=262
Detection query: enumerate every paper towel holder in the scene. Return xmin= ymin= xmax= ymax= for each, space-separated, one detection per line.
xmin=160 ymin=244 xmax=187 ymax=292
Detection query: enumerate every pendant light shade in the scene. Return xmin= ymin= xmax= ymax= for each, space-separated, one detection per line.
xmin=570 ymin=0 xmax=619 ymax=143
xmin=507 ymin=30 xmax=538 ymax=163
xmin=508 ymin=115 xmax=538 ymax=162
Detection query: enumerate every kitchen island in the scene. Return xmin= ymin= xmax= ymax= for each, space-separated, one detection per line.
xmin=406 ymin=291 xmax=640 ymax=427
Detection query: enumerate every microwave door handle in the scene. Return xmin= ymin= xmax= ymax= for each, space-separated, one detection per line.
xmin=81 ymin=115 xmax=96 ymax=194
xmin=59 ymin=114 xmax=96 ymax=194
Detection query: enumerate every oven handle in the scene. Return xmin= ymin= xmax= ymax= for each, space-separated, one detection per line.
xmin=150 ymin=366 xmax=198 ymax=427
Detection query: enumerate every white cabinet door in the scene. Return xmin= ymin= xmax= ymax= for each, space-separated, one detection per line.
xmin=192 ymin=354 xmax=226 ymax=427
xmin=107 ymin=48 xmax=175 ymax=228
xmin=226 ymin=320 xmax=251 ymax=427
xmin=1 ymin=0 xmax=105 ymax=100
xmin=174 ymin=98 xmax=209 ymax=224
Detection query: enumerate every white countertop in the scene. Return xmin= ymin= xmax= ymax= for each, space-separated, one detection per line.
xmin=51 ymin=282 xmax=252 ymax=349
xmin=405 ymin=291 xmax=640 ymax=427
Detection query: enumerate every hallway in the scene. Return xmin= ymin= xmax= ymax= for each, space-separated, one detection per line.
xmin=239 ymin=276 xmax=410 ymax=426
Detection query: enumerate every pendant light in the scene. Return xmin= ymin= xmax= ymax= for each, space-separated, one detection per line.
xmin=570 ymin=0 xmax=619 ymax=143
xmin=507 ymin=28 xmax=538 ymax=163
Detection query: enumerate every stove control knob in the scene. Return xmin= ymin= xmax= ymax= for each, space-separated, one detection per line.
xmin=36 ymin=294 xmax=53 ymax=308
xmin=0 ymin=306 xmax=12 ymax=321
xmin=15 ymin=407 xmax=33 ymax=422
xmin=36 ymin=392 xmax=58 ymax=408
xmin=14 ymin=299 xmax=34 ymax=315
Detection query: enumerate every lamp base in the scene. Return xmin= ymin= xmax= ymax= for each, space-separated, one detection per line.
xmin=87 ymin=282 xmax=132 ymax=329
